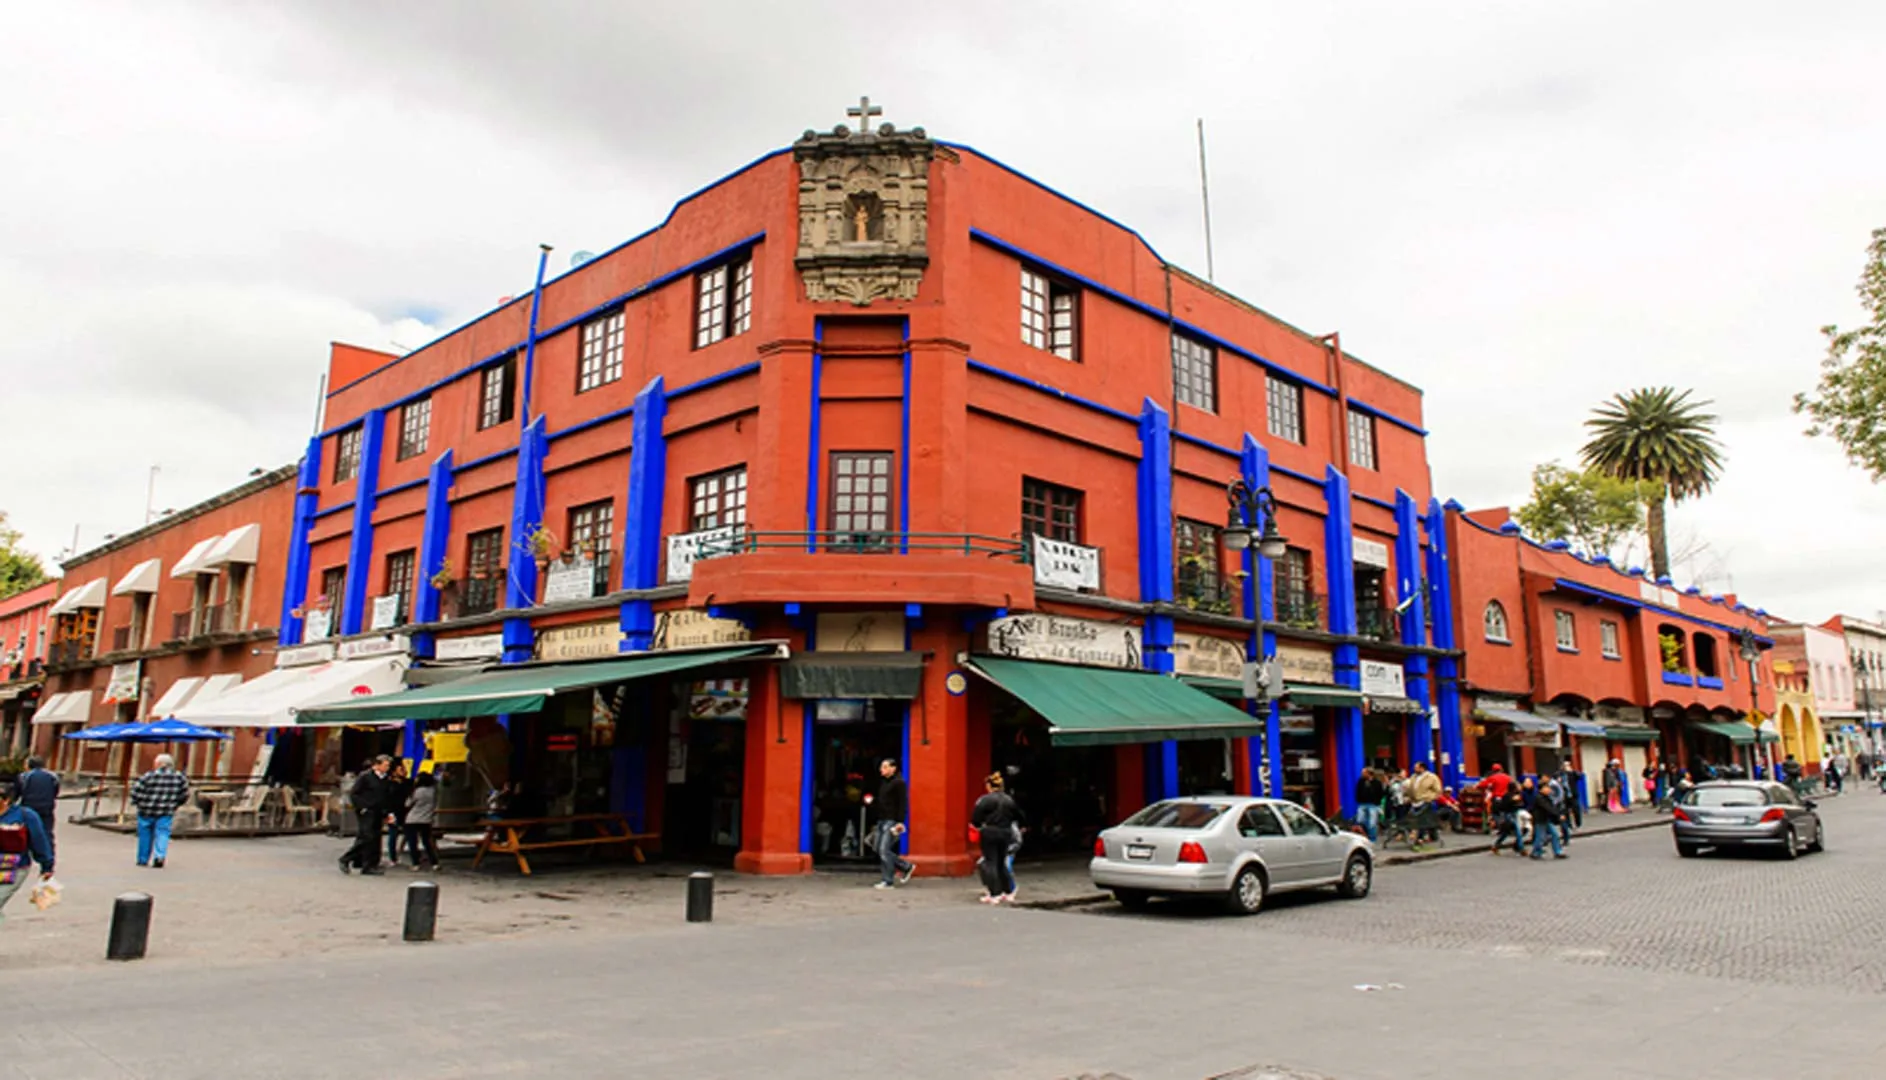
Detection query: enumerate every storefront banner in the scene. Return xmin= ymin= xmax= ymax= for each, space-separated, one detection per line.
xmin=1032 ymin=536 xmax=1101 ymax=591
xmin=538 ymin=620 xmax=626 ymax=662
xmin=369 ymin=594 xmax=402 ymax=631
xmin=1359 ymin=659 xmax=1405 ymax=698
xmin=1275 ymin=644 xmax=1336 ymax=685
xmin=666 ymin=526 xmax=741 ymax=583
xmin=339 ymin=633 xmax=409 ymax=661
xmin=651 ymin=609 xmax=752 ymax=650
xmin=1476 ymin=694 xmax=1520 ymax=713
xmin=986 ymin=614 xmax=1141 ymax=670
xmin=686 ymin=679 xmax=749 ymax=722
xmin=542 ymin=557 xmax=598 ymax=603
xmin=104 ymin=660 xmax=141 ymax=704
xmin=1353 ymin=536 xmax=1390 ymax=569
xmin=1174 ymin=632 xmax=1246 ymax=680
xmin=1508 ymin=726 xmax=1561 ymax=748
xmin=425 ymin=731 xmax=469 ymax=763
xmin=433 ymin=633 xmax=504 ymax=661
xmin=1279 ymin=711 xmax=1317 ymax=734
xmin=815 ymin=611 xmax=905 ymax=653
xmin=276 ymin=642 xmax=336 ymax=668
xmin=1593 ymin=703 xmax=1647 ymax=725
xmin=303 ymin=608 xmax=333 ymax=641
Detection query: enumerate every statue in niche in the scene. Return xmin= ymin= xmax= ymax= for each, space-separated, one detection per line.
xmin=846 ymin=191 xmax=883 ymax=242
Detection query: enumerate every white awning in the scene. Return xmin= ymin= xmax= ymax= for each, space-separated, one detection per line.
xmin=34 ymin=690 xmax=93 ymax=725
xmin=193 ymin=672 xmax=244 ymax=703
xmin=173 ymin=656 xmax=409 ymax=728
xmin=112 ymin=558 xmax=164 ymax=596
xmin=68 ymin=577 xmax=107 ymax=610
xmin=170 ymin=536 xmax=223 ymax=578
xmin=147 ymin=676 xmax=206 ymax=718
xmin=47 ymin=590 xmax=80 ymax=616
xmin=201 ymin=523 xmax=260 ymax=568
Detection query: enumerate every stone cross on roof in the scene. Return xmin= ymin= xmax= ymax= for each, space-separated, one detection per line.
xmin=846 ymin=95 xmax=883 ymax=134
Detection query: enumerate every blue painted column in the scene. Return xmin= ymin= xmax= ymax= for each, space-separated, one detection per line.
xmin=501 ymin=416 xmax=548 ymax=664
xmin=1324 ymin=466 xmax=1362 ymax=816
xmin=1241 ymin=435 xmax=1283 ymax=798
xmin=340 ymin=410 xmax=386 ymax=636
xmin=411 ymin=449 xmax=456 ymax=652
xmin=1136 ymin=398 xmax=1178 ymax=800
xmin=1394 ymin=489 xmax=1432 ymax=771
xmin=278 ymin=437 xmax=323 ymax=645
xmin=1428 ymin=498 xmax=1465 ymax=789
xmin=619 ymin=376 xmax=668 ymax=651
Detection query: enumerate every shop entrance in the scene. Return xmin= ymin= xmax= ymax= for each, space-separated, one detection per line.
xmin=1279 ymin=710 xmax=1327 ymax=817
xmin=1175 ymin=738 xmax=1234 ymax=796
xmin=662 ymin=678 xmax=750 ymax=861
xmin=808 ymin=699 xmax=906 ymax=862
xmin=1363 ymin=715 xmax=1403 ymax=772
xmin=987 ymin=695 xmax=1118 ymax=853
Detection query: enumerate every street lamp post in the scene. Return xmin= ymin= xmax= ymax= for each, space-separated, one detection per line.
xmin=1736 ymin=628 xmax=1765 ymax=778
xmin=1224 ymin=478 xmax=1288 ymax=795
xmin=1854 ymin=653 xmax=1878 ymax=758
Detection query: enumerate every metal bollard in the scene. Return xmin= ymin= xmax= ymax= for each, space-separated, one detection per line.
xmin=403 ymin=881 xmax=439 ymax=942
xmin=107 ymin=892 xmax=153 ymax=961
xmin=685 ymin=871 xmax=714 ymax=923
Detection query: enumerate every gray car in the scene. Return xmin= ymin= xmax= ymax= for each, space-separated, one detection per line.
xmin=1672 ymin=780 xmax=1823 ymax=859
xmin=1090 ymin=796 xmax=1373 ymax=914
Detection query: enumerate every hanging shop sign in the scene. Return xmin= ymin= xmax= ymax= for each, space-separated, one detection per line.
xmin=666 ymin=526 xmax=742 ymax=584
xmin=1031 ymin=536 xmax=1101 ymax=591
xmin=1593 ymin=703 xmax=1647 ymax=725
xmin=685 ymin=678 xmax=749 ymax=722
xmin=1173 ymin=632 xmax=1246 ymax=680
xmin=542 ymin=556 xmax=599 ymax=604
xmin=546 ymin=733 xmax=579 ymax=752
xmin=1352 ymin=537 xmax=1390 ymax=570
xmin=103 ymin=660 xmax=141 ymax=705
xmin=651 ymin=609 xmax=752 ymax=650
xmin=1279 ymin=711 xmax=1317 ymax=734
xmin=339 ymin=633 xmax=409 ymax=661
xmin=1507 ymin=726 xmax=1561 ymax=748
xmin=815 ymin=611 xmax=906 ymax=653
xmin=276 ymin=642 xmax=337 ymax=668
xmin=369 ymin=594 xmax=402 ymax=631
xmin=986 ymin=614 xmax=1141 ymax=670
xmin=1275 ymin=644 xmax=1336 ymax=685
xmin=590 ymin=689 xmax=617 ymax=748
xmin=1359 ymin=659 xmax=1406 ymax=698
xmin=537 ymin=620 xmax=626 ymax=662
xmin=302 ymin=608 xmax=333 ymax=642
xmin=1476 ymin=694 xmax=1520 ymax=713
xmin=433 ymin=633 xmax=504 ymax=662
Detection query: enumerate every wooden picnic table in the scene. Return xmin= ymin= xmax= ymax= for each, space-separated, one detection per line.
xmin=469 ymin=813 xmax=656 ymax=876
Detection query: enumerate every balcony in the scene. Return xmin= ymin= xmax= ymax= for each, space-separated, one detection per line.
xmin=201 ymin=599 xmax=244 ymax=635
xmin=111 ymin=626 xmax=134 ymax=652
xmin=541 ymin=551 xmax=615 ymax=603
xmin=172 ymin=610 xmax=198 ymax=641
xmin=1355 ymin=604 xmax=1400 ymax=643
xmin=47 ymin=639 xmax=93 ymax=667
xmin=1174 ymin=566 xmax=1241 ymax=617
xmin=458 ymin=576 xmax=502 ymax=618
xmin=1274 ymin=591 xmax=1327 ymax=633
xmin=682 ymin=531 xmax=1034 ymax=610
xmin=1662 ymin=670 xmax=1695 ymax=687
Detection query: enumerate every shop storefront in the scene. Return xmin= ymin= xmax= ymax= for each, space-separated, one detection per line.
xmin=1472 ymin=696 xmax=1562 ymax=776
xmin=1273 ymin=643 xmax=1366 ymax=817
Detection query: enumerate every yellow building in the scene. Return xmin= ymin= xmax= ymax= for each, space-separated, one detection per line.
xmin=1772 ymin=660 xmax=1824 ymax=771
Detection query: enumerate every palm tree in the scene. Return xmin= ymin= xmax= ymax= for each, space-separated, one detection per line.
xmin=1579 ymin=387 xmax=1725 ymax=582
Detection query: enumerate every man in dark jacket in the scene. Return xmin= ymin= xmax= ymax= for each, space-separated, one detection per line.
xmin=868 ymin=759 xmax=914 ymax=889
xmin=17 ymin=757 xmax=59 ymax=854
xmin=1529 ymin=777 xmax=1568 ymax=860
xmin=340 ymin=755 xmax=395 ymax=876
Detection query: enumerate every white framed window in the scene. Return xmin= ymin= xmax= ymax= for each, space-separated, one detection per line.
xmin=1347 ymin=407 xmax=1377 ymax=471
xmin=1267 ymin=373 xmax=1304 ymax=444
xmin=1171 ymin=332 xmax=1216 ymax=412
xmin=577 ymin=309 xmax=625 ymax=392
xmin=694 ymin=255 xmax=754 ymax=348
xmin=1555 ymin=610 xmax=1577 ymax=651
xmin=333 ymin=427 xmax=362 ymax=483
xmin=1600 ymin=620 xmax=1620 ymax=659
xmin=1483 ymin=600 xmax=1509 ymax=643
xmin=1020 ymin=266 xmax=1078 ymax=360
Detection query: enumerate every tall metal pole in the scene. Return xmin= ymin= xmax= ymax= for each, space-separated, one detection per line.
xmin=519 ymin=244 xmax=553 ymax=429
xmin=1196 ymin=118 xmax=1216 ymax=283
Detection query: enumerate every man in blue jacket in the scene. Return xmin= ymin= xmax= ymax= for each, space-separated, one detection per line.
xmin=17 ymin=756 xmax=59 ymax=854
xmin=0 ymin=776 xmax=55 ymax=921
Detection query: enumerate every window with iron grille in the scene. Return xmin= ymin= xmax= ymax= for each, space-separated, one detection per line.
xmin=1175 ymin=519 xmax=1225 ymax=611
xmin=567 ymin=500 xmax=614 ymax=595
xmin=1347 ymin=407 xmax=1377 ymax=470
xmin=830 ymin=453 xmax=893 ymax=546
xmin=1267 ymin=373 xmax=1304 ymax=444
xmin=333 ymin=427 xmax=362 ymax=483
xmin=383 ymin=549 xmax=416 ymax=623
xmin=1278 ymin=547 xmax=1314 ymax=620
xmin=576 ymin=310 xmax=625 ymax=393
xmin=1171 ymin=332 xmax=1216 ymax=412
xmin=319 ymin=566 xmax=347 ymax=619
xmin=397 ymin=397 xmax=432 ymax=461
xmin=690 ymin=467 xmax=748 ymax=532
xmin=1020 ymin=266 xmax=1078 ymax=360
xmin=478 ymin=356 xmax=516 ymax=430
xmin=462 ymin=528 xmax=505 ymax=615
xmin=694 ymin=255 xmax=754 ymax=349
xmin=1020 ymin=478 xmax=1081 ymax=542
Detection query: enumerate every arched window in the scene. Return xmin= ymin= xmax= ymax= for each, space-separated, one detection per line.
xmin=1483 ymin=600 xmax=1510 ymax=643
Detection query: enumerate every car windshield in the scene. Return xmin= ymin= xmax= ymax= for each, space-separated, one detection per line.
xmin=1680 ymin=787 xmax=1770 ymax=808
xmin=1120 ymin=801 xmax=1232 ymax=830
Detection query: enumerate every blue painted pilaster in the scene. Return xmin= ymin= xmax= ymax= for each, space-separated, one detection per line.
xmin=1325 ymin=466 xmax=1363 ymax=816
xmin=1137 ymin=399 xmax=1177 ymax=800
xmin=413 ymin=450 xmax=455 ymax=625
xmin=340 ymin=410 xmax=386 ymax=636
xmin=1428 ymin=498 xmax=1465 ymax=789
xmin=505 ymin=416 xmax=549 ymax=612
xmin=1241 ymin=435 xmax=1283 ymax=798
xmin=278 ymin=437 xmax=323 ymax=645
xmin=1394 ymin=489 xmax=1432 ymax=771
xmin=620 ymin=377 xmax=668 ymax=651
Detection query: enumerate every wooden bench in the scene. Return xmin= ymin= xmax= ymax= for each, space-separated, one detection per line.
xmin=470 ymin=813 xmax=657 ymax=876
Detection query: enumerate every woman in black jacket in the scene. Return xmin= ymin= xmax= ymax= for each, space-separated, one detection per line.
xmin=970 ymin=773 xmax=1023 ymax=904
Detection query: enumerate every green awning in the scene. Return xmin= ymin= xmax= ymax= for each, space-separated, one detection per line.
xmin=779 ymin=652 xmax=925 ymax=699
xmin=294 ymin=645 xmax=778 ymax=725
xmin=1603 ymin=725 xmax=1659 ymax=744
xmin=1756 ymin=729 xmax=1781 ymax=744
xmin=1285 ymin=683 xmax=1367 ymax=708
xmin=1179 ymin=675 xmax=1247 ymax=702
xmin=1688 ymin=720 xmax=1757 ymax=745
xmin=966 ymin=655 xmax=1262 ymax=747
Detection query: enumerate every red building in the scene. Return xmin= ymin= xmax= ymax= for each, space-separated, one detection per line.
xmin=1 ymin=580 xmax=60 ymax=756
xmin=33 ymin=466 xmax=300 ymax=781
xmin=267 ymin=105 xmax=1454 ymax=875
xmin=1445 ymin=505 xmax=1778 ymax=802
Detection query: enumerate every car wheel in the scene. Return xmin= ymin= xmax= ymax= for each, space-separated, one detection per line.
xmin=1112 ymin=888 xmax=1150 ymax=911
xmin=1337 ymin=853 xmax=1372 ymax=899
xmin=1782 ymin=829 xmax=1800 ymax=860
xmin=1676 ymin=842 xmax=1700 ymax=858
xmin=1224 ymin=865 xmax=1267 ymax=916
xmin=1806 ymin=822 xmax=1825 ymax=854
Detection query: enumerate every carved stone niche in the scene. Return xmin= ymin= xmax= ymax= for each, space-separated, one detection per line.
xmin=794 ymin=122 xmax=937 ymax=306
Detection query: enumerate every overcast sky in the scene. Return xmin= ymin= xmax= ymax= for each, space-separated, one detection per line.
xmin=5 ymin=1 xmax=1884 ymax=623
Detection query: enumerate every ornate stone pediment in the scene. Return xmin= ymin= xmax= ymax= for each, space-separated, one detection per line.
xmin=795 ymin=99 xmax=936 ymax=306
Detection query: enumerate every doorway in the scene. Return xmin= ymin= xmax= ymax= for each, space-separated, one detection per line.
xmin=809 ymin=699 xmax=906 ymax=862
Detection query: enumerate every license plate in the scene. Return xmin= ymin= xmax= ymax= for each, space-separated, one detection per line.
xmin=1696 ymin=815 xmax=1727 ymax=825
xmin=1125 ymin=844 xmax=1154 ymax=861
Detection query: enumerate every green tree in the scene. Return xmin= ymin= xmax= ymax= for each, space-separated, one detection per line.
xmin=1579 ymin=387 xmax=1725 ymax=582
xmin=1514 ymin=462 xmax=1645 ymax=560
xmin=0 ymin=512 xmax=49 ymax=600
xmin=1794 ymin=226 xmax=1886 ymax=480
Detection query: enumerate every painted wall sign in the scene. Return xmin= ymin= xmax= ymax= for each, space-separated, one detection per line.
xmin=666 ymin=526 xmax=742 ymax=583
xmin=986 ymin=614 xmax=1141 ymax=670
xmin=1173 ymin=632 xmax=1246 ymax=680
xmin=276 ymin=642 xmax=337 ymax=668
xmin=538 ymin=620 xmax=626 ymax=662
xmin=1593 ymin=703 xmax=1647 ymax=725
xmin=432 ymin=633 xmax=504 ymax=662
xmin=651 ymin=609 xmax=753 ymax=650
xmin=339 ymin=633 xmax=410 ymax=661
xmin=1275 ymin=644 xmax=1336 ymax=685
xmin=302 ymin=608 xmax=333 ymax=642
xmin=1352 ymin=537 xmax=1391 ymax=570
xmin=1359 ymin=659 xmax=1406 ymax=698
xmin=1031 ymin=536 xmax=1101 ymax=591
xmin=542 ymin=557 xmax=598 ymax=603
xmin=814 ymin=611 xmax=905 ymax=653
xmin=369 ymin=594 xmax=402 ymax=631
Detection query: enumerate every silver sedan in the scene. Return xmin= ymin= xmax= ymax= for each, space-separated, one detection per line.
xmin=1672 ymin=780 xmax=1824 ymax=859
xmin=1090 ymin=796 xmax=1374 ymax=914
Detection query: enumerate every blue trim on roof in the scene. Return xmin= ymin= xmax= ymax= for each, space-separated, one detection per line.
xmin=376 ymin=477 xmax=427 ymax=500
xmin=1346 ymin=399 xmax=1428 ymax=437
xmin=669 ymin=361 xmax=762 ymax=401
xmin=547 ymin=404 xmax=635 ymax=444
xmin=940 ymin=141 xmax=1173 ymax=266
xmin=313 ymin=501 xmax=354 ymax=521
xmin=453 ymin=446 xmax=520 ymax=475
xmin=965 ymin=357 xmax=1138 ymax=424
xmin=1551 ymin=578 xmax=1774 ymax=644
xmin=1354 ymin=492 xmax=1397 ymax=513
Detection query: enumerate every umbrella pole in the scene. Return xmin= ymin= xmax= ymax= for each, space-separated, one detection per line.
xmin=118 ymin=745 xmax=133 ymax=824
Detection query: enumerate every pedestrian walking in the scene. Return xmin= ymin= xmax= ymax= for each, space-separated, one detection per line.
xmin=1516 ymin=776 xmax=1537 ymax=847
xmin=867 ymin=758 xmax=914 ymax=890
xmin=16 ymin=756 xmax=59 ymax=858
xmin=403 ymin=771 xmax=440 ymax=871
xmin=340 ymin=755 xmax=396 ymax=875
xmin=1829 ymin=751 xmax=1849 ymax=794
xmin=1488 ymin=782 xmax=1524 ymax=855
xmin=1407 ymin=761 xmax=1443 ymax=843
xmin=1642 ymin=762 xmax=1660 ymax=808
xmin=1558 ymin=762 xmax=1584 ymax=829
xmin=970 ymin=772 xmax=1023 ymax=904
xmin=1530 ymin=777 xmax=1568 ymax=860
xmin=131 ymin=753 xmax=191 ymax=868
xmin=1354 ymin=768 xmax=1385 ymax=843
xmin=1601 ymin=760 xmax=1625 ymax=813
xmin=385 ymin=759 xmax=413 ymax=867
xmin=0 ymin=776 xmax=55 ymax=923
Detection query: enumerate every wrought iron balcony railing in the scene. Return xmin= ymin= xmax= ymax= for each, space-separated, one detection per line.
xmin=692 ymin=531 xmax=1029 ymax=560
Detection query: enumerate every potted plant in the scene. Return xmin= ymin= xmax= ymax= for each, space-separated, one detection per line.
xmin=526 ymin=524 xmax=559 ymax=567
xmin=429 ymin=558 xmax=457 ymax=593
xmin=1659 ymin=633 xmax=1684 ymax=673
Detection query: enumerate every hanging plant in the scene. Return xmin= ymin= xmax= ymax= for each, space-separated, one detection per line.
xmin=430 ymin=558 xmax=457 ymax=592
xmin=1659 ymin=633 xmax=1684 ymax=673
xmin=526 ymin=524 xmax=559 ymax=563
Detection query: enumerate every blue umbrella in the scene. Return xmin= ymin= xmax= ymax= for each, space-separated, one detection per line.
xmin=61 ymin=719 xmax=228 ymax=742
xmin=62 ymin=723 xmax=132 ymax=741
